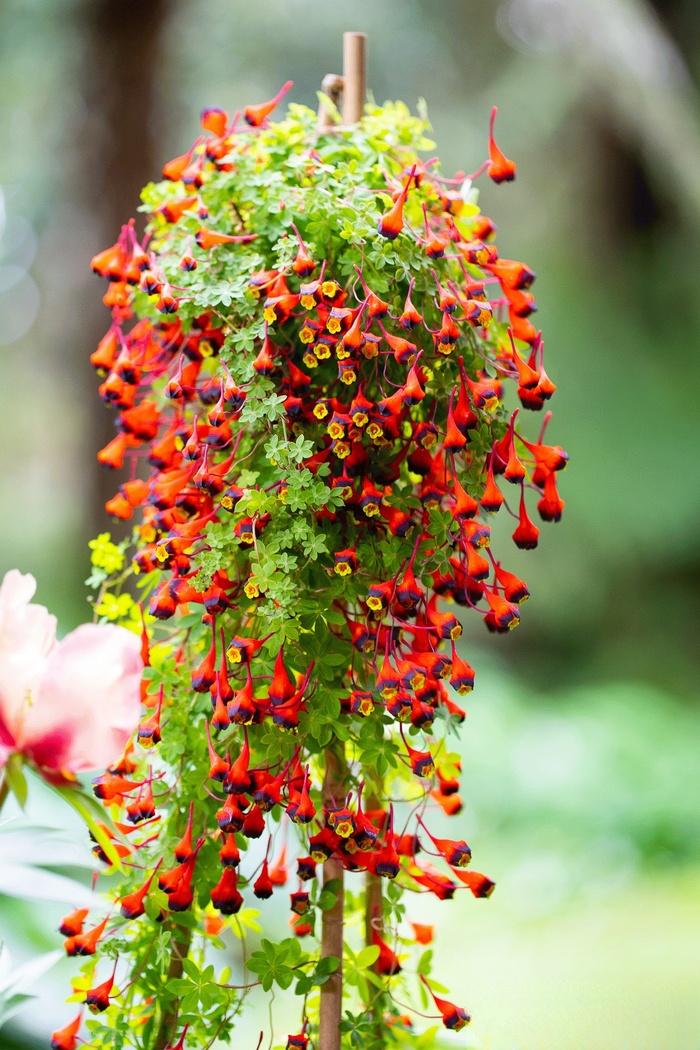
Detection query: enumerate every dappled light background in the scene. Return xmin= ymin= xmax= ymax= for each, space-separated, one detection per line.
xmin=1 ymin=1 xmax=699 ymax=1048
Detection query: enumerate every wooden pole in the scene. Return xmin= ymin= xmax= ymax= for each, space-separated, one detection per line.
xmin=317 ymin=73 xmax=344 ymax=131
xmin=342 ymin=32 xmax=367 ymax=125
xmin=319 ymin=747 xmax=346 ymax=1050
xmin=318 ymin=36 xmax=366 ymax=1049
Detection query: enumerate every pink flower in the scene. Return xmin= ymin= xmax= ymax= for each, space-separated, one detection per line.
xmin=0 ymin=570 xmax=143 ymax=777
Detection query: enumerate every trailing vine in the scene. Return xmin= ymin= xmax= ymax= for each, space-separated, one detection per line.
xmin=50 ymin=88 xmax=567 ymax=1050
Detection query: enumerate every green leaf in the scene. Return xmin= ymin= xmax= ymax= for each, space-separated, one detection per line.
xmin=355 ymin=945 xmax=380 ymax=970
xmin=182 ymin=959 xmax=200 ymax=980
xmin=4 ymin=754 xmax=27 ymax=808
xmin=316 ymin=955 xmax=340 ymax=976
xmin=318 ymin=889 xmax=338 ymax=911
xmin=50 ymin=783 xmax=125 ymax=872
xmin=166 ymin=979 xmax=192 ymax=995
xmin=316 ymin=91 xmax=342 ymax=125
xmin=295 ymin=975 xmax=313 ymax=996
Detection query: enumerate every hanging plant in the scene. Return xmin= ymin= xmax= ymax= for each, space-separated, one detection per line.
xmin=55 ymin=68 xmax=567 ymax=1050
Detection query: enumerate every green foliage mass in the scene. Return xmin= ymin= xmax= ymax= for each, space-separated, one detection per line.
xmin=76 ymin=96 xmax=521 ymax=1050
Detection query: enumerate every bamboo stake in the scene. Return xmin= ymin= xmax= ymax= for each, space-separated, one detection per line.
xmin=319 ymin=747 xmax=347 ymax=1050
xmin=318 ymin=34 xmax=366 ymax=1050
xmin=342 ymin=32 xmax=367 ymax=125
xmin=317 ymin=73 xmax=344 ymax=131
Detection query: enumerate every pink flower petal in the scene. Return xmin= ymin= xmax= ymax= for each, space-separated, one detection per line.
xmin=0 ymin=570 xmax=57 ymax=747
xmin=24 ymin=623 xmax=143 ymax=774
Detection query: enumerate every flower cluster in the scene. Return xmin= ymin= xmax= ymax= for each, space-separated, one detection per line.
xmin=52 ymin=92 xmax=566 ymax=1050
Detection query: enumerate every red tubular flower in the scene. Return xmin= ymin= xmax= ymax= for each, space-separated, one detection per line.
xmin=85 ymin=961 xmax=118 ymax=1013
xmin=512 ymin=488 xmax=540 ymax=550
xmin=227 ymin=673 xmax=256 ymax=725
xmin=487 ymin=106 xmax=516 ymax=184
xmin=395 ymin=564 xmax=422 ymax=614
xmin=436 ymin=761 xmax=461 ymax=795
xmin=211 ymin=867 xmax=244 ymax=914
xmin=426 ymin=601 xmax=462 ymax=641
xmin=219 ymin=834 xmax=241 ymax=868
xmin=226 ymin=635 xmax=266 ymax=664
xmin=137 ymin=684 xmax=164 ymax=746
xmin=91 ymin=328 xmax=119 ymax=372
xmin=379 ymin=325 xmax=418 ymax=367
xmin=290 ymin=891 xmax=310 ymax=915
xmin=195 ymin=227 xmax=257 ymax=249
xmin=493 ymin=563 xmax=529 ymax=604
xmin=399 ymin=278 xmax=423 ymax=329
xmin=224 ymin=733 xmax=252 ymax=794
xmin=366 ymin=579 xmax=394 ymax=612
xmin=326 ymin=804 xmax=356 ymax=839
xmin=159 ymin=840 xmax=203 ymax=911
xmin=374 ymin=840 xmax=400 ymax=879
xmin=537 ymin=472 xmax=566 ymax=521
xmin=464 ymin=540 xmax=490 ymax=582
xmin=205 ymin=723 xmax=230 ymax=783
xmin=58 ymin=908 xmax=89 ymax=938
xmin=452 ymin=868 xmax=496 ymax=898
xmin=379 ymin=503 xmax=415 ymax=537
xmin=377 ymin=165 xmax=416 ymax=240
xmin=242 ymin=804 xmax=266 ymax=839
xmin=191 ymin=626 xmax=217 ymax=692
xmin=244 ymin=80 xmax=293 ymax=127
xmin=334 ymin=548 xmax=358 ymax=577
xmin=386 ymin=691 xmax=413 ymax=721
xmin=404 ymin=742 xmax=435 ymax=780
xmin=162 ymin=144 xmax=197 ymax=181
xmin=309 ymin=828 xmax=340 ymax=863
xmin=448 ymin=644 xmax=475 ymax=694
xmin=50 ymin=1012 xmax=82 ymax=1050
xmin=120 ymin=865 xmax=160 ymax=919
xmin=174 ymin=802 xmax=196 ymax=862
xmin=431 ymin=788 xmax=463 ymax=816
xmin=450 ymin=474 xmax=479 ymax=520
xmin=297 ymin=857 xmax=317 ymax=882
xmin=348 ymin=689 xmax=374 ymax=717
xmin=158 ymin=196 xmax=198 ymax=224
xmin=372 ymin=929 xmax=402 ymax=975
xmin=421 ymin=976 xmax=470 ymax=1030
xmin=287 ymin=766 xmax=316 ymax=824
xmin=201 ymin=106 xmax=228 ymax=135
xmin=408 ymin=861 xmax=456 ymax=900
xmin=480 ymin=455 xmax=504 ymax=513
xmin=254 ymin=859 xmax=274 ymax=899
xmin=483 ymin=588 xmax=521 ymax=632
xmin=443 ymin=407 xmax=467 ymax=454
xmin=410 ymin=922 xmax=434 ymax=945
xmin=256 ymin=763 xmax=290 ymax=809
xmin=97 ymin=432 xmax=130 ymax=469
xmin=163 ymin=1025 xmax=190 ymax=1050
xmin=290 ymin=223 xmax=316 ymax=277
xmin=216 ymin=794 xmax=246 ymax=832
xmin=66 ymin=914 xmax=109 ymax=957
xmin=417 ymin=816 xmax=471 ymax=868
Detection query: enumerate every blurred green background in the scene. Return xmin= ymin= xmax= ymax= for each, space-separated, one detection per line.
xmin=1 ymin=1 xmax=699 ymax=1047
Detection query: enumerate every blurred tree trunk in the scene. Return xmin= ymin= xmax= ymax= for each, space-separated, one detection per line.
xmin=76 ymin=0 xmax=171 ymax=539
